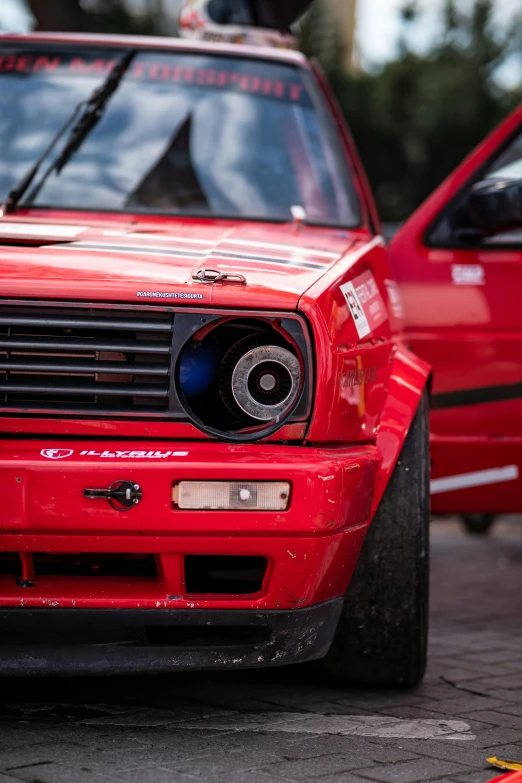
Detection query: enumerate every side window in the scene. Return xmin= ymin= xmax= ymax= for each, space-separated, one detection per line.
xmin=485 ymin=133 xmax=522 ymax=181
xmin=207 ymin=0 xmax=254 ymax=24
xmin=427 ymin=125 xmax=522 ymax=248
xmin=207 ymin=0 xmax=278 ymax=27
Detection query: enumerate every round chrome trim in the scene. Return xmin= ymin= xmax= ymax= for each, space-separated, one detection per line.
xmin=259 ymin=373 xmax=277 ymax=392
xmin=231 ymin=345 xmax=300 ymax=422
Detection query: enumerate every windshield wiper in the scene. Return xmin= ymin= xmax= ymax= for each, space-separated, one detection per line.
xmin=1 ymin=49 xmax=136 ymax=216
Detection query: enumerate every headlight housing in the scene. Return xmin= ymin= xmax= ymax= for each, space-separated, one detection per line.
xmin=220 ymin=336 xmax=301 ymax=422
xmin=175 ymin=314 xmax=311 ymax=442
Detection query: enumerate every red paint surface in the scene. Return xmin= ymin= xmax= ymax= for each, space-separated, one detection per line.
xmin=390 ymin=103 xmax=522 ymax=514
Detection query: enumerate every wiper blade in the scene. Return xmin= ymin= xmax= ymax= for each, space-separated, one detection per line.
xmin=52 ymin=49 xmax=136 ymax=176
xmin=1 ymin=49 xmax=136 ymax=216
xmin=1 ymin=105 xmax=83 ymax=216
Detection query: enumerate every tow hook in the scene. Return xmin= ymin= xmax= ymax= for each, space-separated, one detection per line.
xmin=192 ymin=269 xmax=247 ymax=284
xmin=84 ymin=480 xmax=143 ymax=511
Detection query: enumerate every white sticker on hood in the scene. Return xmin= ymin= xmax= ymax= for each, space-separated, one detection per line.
xmin=0 ymin=222 xmax=86 ymax=237
xmin=136 ymin=291 xmax=204 ymax=300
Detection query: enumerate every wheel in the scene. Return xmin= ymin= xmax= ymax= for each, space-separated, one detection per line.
xmin=316 ymin=390 xmax=430 ymax=687
xmin=461 ymin=513 xmax=495 ymax=535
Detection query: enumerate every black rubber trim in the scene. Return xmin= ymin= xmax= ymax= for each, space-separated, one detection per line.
xmin=432 ymin=381 xmax=522 ymax=409
xmin=0 ymin=599 xmax=343 ymax=676
xmin=424 ymin=121 xmax=522 ymax=250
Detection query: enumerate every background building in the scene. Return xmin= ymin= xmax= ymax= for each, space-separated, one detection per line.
xmin=302 ymin=0 xmax=358 ymax=73
xmin=322 ymin=0 xmax=358 ymax=72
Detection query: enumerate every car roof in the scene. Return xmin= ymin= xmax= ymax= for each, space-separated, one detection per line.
xmin=0 ymin=31 xmax=310 ymax=68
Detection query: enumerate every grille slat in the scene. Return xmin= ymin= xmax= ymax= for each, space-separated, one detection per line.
xmin=0 ymin=381 xmax=169 ymax=397
xmin=0 ymin=306 xmax=175 ymax=414
xmin=0 ymin=358 xmax=170 ymax=376
xmin=0 ymin=337 xmax=171 ymax=354
xmin=0 ymin=315 xmax=172 ymax=331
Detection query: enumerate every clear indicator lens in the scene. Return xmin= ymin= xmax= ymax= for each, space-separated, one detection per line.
xmin=173 ymin=481 xmax=290 ymax=510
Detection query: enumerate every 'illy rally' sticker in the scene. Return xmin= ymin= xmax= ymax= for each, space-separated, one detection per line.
xmin=340 ymin=271 xmax=388 ymax=338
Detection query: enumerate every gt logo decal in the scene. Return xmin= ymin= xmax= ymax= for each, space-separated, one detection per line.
xmin=40 ymin=449 xmax=74 ymax=460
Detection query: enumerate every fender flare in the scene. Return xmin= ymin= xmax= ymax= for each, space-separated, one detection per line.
xmin=372 ymin=346 xmax=431 ymax=514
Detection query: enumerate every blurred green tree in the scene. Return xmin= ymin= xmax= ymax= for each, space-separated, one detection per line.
xmin=304 ymin=0 xmax=522 ymax=221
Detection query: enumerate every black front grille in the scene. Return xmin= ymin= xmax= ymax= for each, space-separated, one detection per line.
xmin=0 ymin=306 xmax=174 ymax=415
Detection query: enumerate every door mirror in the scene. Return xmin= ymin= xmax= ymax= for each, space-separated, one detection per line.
xmin=468 ymin=178 xmax=522 ymax=235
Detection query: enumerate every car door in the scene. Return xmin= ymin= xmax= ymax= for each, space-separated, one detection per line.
xmin=389 ymin=104 xmax=522 ymax=514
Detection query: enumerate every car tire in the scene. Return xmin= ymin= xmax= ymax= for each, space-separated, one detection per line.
xmin=461 ymin=513 xmax=495 ymax=535
xmin=316 ymin=389 xmax=430 ymax=687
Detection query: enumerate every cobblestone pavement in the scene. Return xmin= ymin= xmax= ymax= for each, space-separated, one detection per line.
xmin=0 ymin=518 xmax=521 ymax=783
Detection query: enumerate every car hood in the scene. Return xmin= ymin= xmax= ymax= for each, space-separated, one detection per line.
xmin=0 ymin=217 xmax=355 ymax=310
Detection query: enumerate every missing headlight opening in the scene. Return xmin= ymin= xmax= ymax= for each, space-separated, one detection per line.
xmin=177 ymin=318 xmax=304 ymax=438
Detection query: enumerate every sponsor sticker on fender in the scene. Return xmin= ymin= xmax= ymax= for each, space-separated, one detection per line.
xmin=340 ymin=271 xmax=388 ymax=339
xmin=339 ymin=365 xmax=378 ymax=389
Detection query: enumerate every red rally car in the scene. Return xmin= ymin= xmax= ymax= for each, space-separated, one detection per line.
xmin=0 ymin=25 xmax=430 ymax=683
xmin=390 ymin=104 xmax=522 ymax=534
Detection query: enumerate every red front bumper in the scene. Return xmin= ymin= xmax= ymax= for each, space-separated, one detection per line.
xmin=0 ymin=440 xmax=379 ymax=611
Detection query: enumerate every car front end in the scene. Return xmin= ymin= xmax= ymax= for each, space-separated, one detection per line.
xmin=0 ymin=33 xmax=429 ymax=677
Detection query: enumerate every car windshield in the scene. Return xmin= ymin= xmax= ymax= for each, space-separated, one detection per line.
xmin=0 ymin=46 xmax=360 ymax=227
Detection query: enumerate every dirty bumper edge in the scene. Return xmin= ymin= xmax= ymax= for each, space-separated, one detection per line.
xmin=0 ymin=598 xmax=343 ymax=676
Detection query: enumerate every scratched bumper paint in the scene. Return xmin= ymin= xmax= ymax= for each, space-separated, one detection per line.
xmin=0 ymin=440 xmax=378 ymax=611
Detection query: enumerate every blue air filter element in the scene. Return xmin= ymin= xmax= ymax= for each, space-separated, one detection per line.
xmin=179 ymin=338 xmax=221 ymax=398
